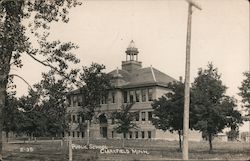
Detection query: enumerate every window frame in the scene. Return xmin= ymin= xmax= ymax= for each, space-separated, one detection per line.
xmin=148 ymin=88 xmax=153 ymax=101
xmin=141 ymin=111 xmax=146 ymax=121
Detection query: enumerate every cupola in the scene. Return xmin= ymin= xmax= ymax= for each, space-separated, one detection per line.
xmin=122 ymin=40 xmax=142 ymax=72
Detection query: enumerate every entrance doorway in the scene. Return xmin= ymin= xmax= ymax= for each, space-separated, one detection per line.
xmin=99 ymin=114 xmax=108 ymax=138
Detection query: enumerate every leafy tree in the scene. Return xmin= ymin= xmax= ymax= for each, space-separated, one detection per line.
xmin=33 ymin=70 xmax=75 ymax=137
xmin=112 ymin=103 xmax=138 ymax=147
xmin=3 ymin=95 xmax=20 ymax=141
xmin=79 ymin=63 xmax=111 ymax=120
xmin=0 ymin=0 xmax=81 ymax=156
xmin=16 ymin=93 xmax=47 ymax=138
xmin=191 ymin=63 xmax=242 ymax=151
xmin=6 ymin=70 xmax=74 ymax=138
xmin=226 ymin=127 xmax=239 ymax=141
xmin=78 ymin=63 xmax=112 ymax=144
xmin=239 ymin=71 xmax=250 ymax=115
xmin=151 ymin=81 xmax=195 ymax=151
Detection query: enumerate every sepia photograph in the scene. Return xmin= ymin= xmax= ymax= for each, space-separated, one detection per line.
xmin=0 ymin=0 xmax=249 ymax=160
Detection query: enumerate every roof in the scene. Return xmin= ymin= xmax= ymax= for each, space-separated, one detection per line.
xmin=126 ymin=40 xmax=139 ymax=54
xmin=127 ymin=40 xmax=136 ymax=49
xmin=109 ymin=66 xmax=176 ymax=88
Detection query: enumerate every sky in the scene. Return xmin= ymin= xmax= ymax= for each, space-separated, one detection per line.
xmin=13 ymin=0 xmax=249 ymax=131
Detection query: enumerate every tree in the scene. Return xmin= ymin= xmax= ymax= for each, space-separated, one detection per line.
xmin=111 ymin=103 xmax=138 ymax=147
xmin=0 ymin=0 xmax=81 ymax=156
xmin=3 ymin=95 xmax=20 ymax=142
xmin=151 ymin=81 xmax=195 ymax=151
xmin=191 ymin=63 xmax=242 ymax=151
xmin=239 ymin=71 xmax=250 ymax=115
xmin=78 ymin=63 xmax=112 ymax=144
xmin=5 ymin=70 xmax=74 ymax=138
xmin=226 ymin=127 xmax=239 ymax=141
xmin=16 ymin=93 xmax=47 ymax=138
xmin=33 ymin=70 xmax=75 ymax=137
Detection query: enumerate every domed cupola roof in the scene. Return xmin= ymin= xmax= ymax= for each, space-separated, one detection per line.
xmin=126 ymin=40 xmax=139 ymax=54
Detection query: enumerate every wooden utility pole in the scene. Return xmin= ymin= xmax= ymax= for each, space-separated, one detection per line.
xmin=69 ymin=137 xmax=72 ymax=161
xmin=183 ymin=0 xmax=201 ymax=160
xmin=248 ymin=0 xmax=250 ymax=142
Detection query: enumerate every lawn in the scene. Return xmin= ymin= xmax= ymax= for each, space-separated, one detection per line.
xmin=2 ymin=139 xmax=250 ymax=161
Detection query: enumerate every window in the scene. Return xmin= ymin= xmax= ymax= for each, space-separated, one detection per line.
xmin=148 ymin=131 xmax=152 ymax=139
xmin=123 ymin=91 xmax=128 ymax=103
xmin=148 ymin=111 xmax=152 ymax=121
xmin=142 ymin=89 xmax=147 ymax=102
xmin=77 ymin=131 xmax=80 ymax=137
xmin=73 ymin=95 xmax=77 ymax=106
xmin=105 ymin=95 xmax=108 ymax=104
xmin=135 ymin=90 xmax=140 ymax=102
xmin=148 ymin=88 xmax=153 ymax=101
xmin=77 ymin=95 xmax=83 ymax=106
xmin=111 ymin=92 xmax=115 ymax=103
xmin=77 ymin=115 xmax=81 ymax=123
xmin=111 ymin=118 xmax=115 ymax=124
xmin=129 ymin=132 xmax=133 ymax=139
xmin=68 ymin=115 xmax=72 ymax=123
xmin=72 ymin=115 xmax=76 ymax=123
xmin=141 ymin=131 xmax=145 ymax=139
xmin=123 ymin=133 xmax=126 ymax=139
xmin=67 ymin=97 xmax=72 ymax=106
xmin=68 ymin=132 xmax=71 ymax=137
xmin=101 ymin=95 xmax=108 ymax=104
xmin=135 ymin=112 xmax=139 ymax=121
xmin=141 ymin=112 xmax=146 ymax=121
xmin=129 ymin=90 xmax=134 ymax=103
xmin=135 ymin=131 xmax=138 ymax=138
xmin=72 ymin=131 xmax=75 ymax=137
xmin=112 ymin=131 xmax=114 ymax=138
xmin=81 ymin=132 xmax=85 ymax=138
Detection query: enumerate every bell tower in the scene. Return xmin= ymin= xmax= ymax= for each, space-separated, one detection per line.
xmin=122 ymin=40 xmax=142 ymax=72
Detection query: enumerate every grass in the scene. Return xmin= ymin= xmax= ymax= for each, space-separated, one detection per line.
xmin=2 ymin=139 xmax=250 ymax=161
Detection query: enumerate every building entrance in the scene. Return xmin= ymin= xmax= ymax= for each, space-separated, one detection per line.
xmin=99 ymin=114 xmax=108 ymax=138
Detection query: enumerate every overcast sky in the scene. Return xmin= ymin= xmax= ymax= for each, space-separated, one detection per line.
xmin=13 ymin=0 xmax=249 ymax=130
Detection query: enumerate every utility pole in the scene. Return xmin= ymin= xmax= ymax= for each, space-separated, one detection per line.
xmin=248 ymin=0 xmax=250 ymax=142
xmin=183 ymin=0 xmax=201 ymax=160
